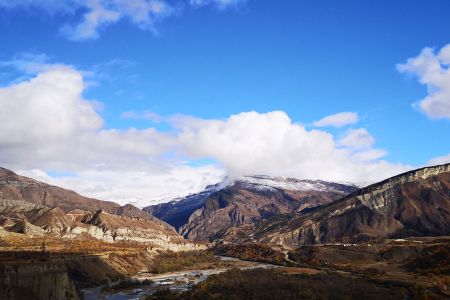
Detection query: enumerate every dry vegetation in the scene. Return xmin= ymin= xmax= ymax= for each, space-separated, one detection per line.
xmin=2 ymin=234 xmax=449 ymax=299
xmin=147 ymin=268 xmax=435 ymax=300
xmin=148 ymin=251 xmax=222 ymax=274
xmin=405 ymin=244 xmax=450 ymax=275
xmin=213 ymin=243 xmax=291 ymax=266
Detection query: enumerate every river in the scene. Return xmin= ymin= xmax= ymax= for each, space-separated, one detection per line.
xmin=81 ymin=256 xmax=280 ymax=300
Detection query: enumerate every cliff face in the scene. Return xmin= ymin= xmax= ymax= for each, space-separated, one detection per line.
xmin=252 ymin=164 xmax=450 ymax=248
xmin=0 ymin=199 xmax=203 ymax=251
xmin=79 ymin=210 xmax=189 ymax=247
xmin=177 ymin=177 xmax=357 ymax=241
xmin=0 ymin=263 xmax=79 ymax=300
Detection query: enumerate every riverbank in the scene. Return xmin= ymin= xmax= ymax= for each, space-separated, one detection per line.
xmin=80 ymin=256 xmax=286 ymax=299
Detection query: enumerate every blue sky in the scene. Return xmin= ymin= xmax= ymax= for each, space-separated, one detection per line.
xmin=0 ymin=0 xmax=449 ymax=205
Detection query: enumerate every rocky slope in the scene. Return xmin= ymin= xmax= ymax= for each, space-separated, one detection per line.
xmin=0 ymin=167 xmax=120 ymax=213
xmin=0 ymin=199 xmax=201 ymax=250
xmin=156 ymin=176 xmax=357 ymax=241
xmin=250 ymin=163 xmax=450 ymax=248
xmin=80 ymin=209 xmax=182 ymax=245
xmin=143 ymin=183 xmax=221 ymax=230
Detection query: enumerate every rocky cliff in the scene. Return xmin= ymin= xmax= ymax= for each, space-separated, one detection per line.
xmin=0 ymin=198 xmax=202 ymax=251
xmin=0 ymin=263 xmax=79 ymax=300
xmin=251 ymin=163 xmax=450 ymax=248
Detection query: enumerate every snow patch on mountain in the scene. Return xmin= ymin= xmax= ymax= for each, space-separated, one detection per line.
xmin=234 ymin=175 xmax=338 ymax=192
xmin=147 ymin=175 xmax=358 ymax=207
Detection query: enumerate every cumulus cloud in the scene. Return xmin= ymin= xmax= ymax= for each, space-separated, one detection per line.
xmin=313 ymin=112 xmax=359 ymax=127
xmin=0 ymin=58 xmax=415 ymax=205
xmin=0 ymin=61 xmax=226 ymax=205
xmin=397 ymin=43 xmax=450 ymax=119
xmin=0 ymin=66 xmax=102 ymax=145
xmin=0 ymin=0 xmax=244 ymax=40
xmin=19 ymin=166 xmax=225 ymax=206
xmin=0 ymin=65 xmax=175 ymax=171
xmin=338 ymin=128 xmax=374 ymax=150
xmin=175 ymin=111 xmax=409 ymax=183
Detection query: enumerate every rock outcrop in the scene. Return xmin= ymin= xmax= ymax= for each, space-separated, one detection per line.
xmin=0 ymin=167 xmax=203 ymax=250
xmin=79 ymin=209 xmax=187 ymax=247
xmin=0 ymin=199 xmax=202 ymax=251
xmin=251 ymin=163 xmax=450 ymax=248
xmin=0 ymin=263 xmax=79 ymax=300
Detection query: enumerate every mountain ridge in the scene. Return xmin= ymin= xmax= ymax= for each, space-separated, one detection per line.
xmin=247 ymin=163 xmax=450 ymax=248
xmin=0 ymin=167 xmax=121 ymax=213
xmin=146 ymin=176 xmax=358 ymax=241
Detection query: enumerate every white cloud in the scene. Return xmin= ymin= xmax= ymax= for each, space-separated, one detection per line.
xmin=0 ymin=58 xmax=415 ymax=206
xmin=397 ymin=43 xmax=450 ymax=119
xmin=0 ymin=53 xmax=52 ymax=74
xmin=338 ymin=128 xmax=374 ymax=150
xmin=0 ymin=66 xmax=102 ymax=145
xmin=351 ymin=149 xmax=387 ymax=162
xmin=0 ymin=65 xmax=175 ymax=170
xmin=61 ymin=0 xmax=121 ymax=40
xmin=313 ymin=112 xmax=359 ymax=127
xmin=0 ymin=0 xmax=243 ymax=40
xmin=175 ymin=111 xmax=409 ymax=183
xmin=61 ymin=0 xmax=175 ymax=40
xmin=427 ymin=153 xmax=450 ymax=166
xmin=337 ymin=129 xmax=387 ymax=162
xmin=0 ymin=62 xmax=225 ymax=205
xmin=18 ymin=166 xmax=225 ymax=206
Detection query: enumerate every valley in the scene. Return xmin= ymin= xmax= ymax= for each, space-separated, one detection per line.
xmin=3 ymin=4 xmax=449 ymax=299
xmin=0 ymin=164 xmax=448 ymax=299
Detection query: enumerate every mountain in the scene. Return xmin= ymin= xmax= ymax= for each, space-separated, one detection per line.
xmin=112 ymin=203 xmax=161 ymax=220
xmin=0 ymin=198 xmax=202 ymax=250
xmin=146 ymin=175 xmax=357 ymax=241
xmin=0 ymin=167 xmax=120 ymax=213
xmin=0 ymin=167 xmax=204 ymax=250
xmin=248 ymin=163 xmax=450 ymax=248
xmin=0 ymin=167 xmax=165 ymax=220
xmin=143 ymin=183 xmax=222 ymax=230
xmin=0 ymin=199 xmax=73 ymax=234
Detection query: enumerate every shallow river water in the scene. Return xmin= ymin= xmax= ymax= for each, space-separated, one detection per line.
xmin=81 ymin=256 xmax=279 ymax=300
